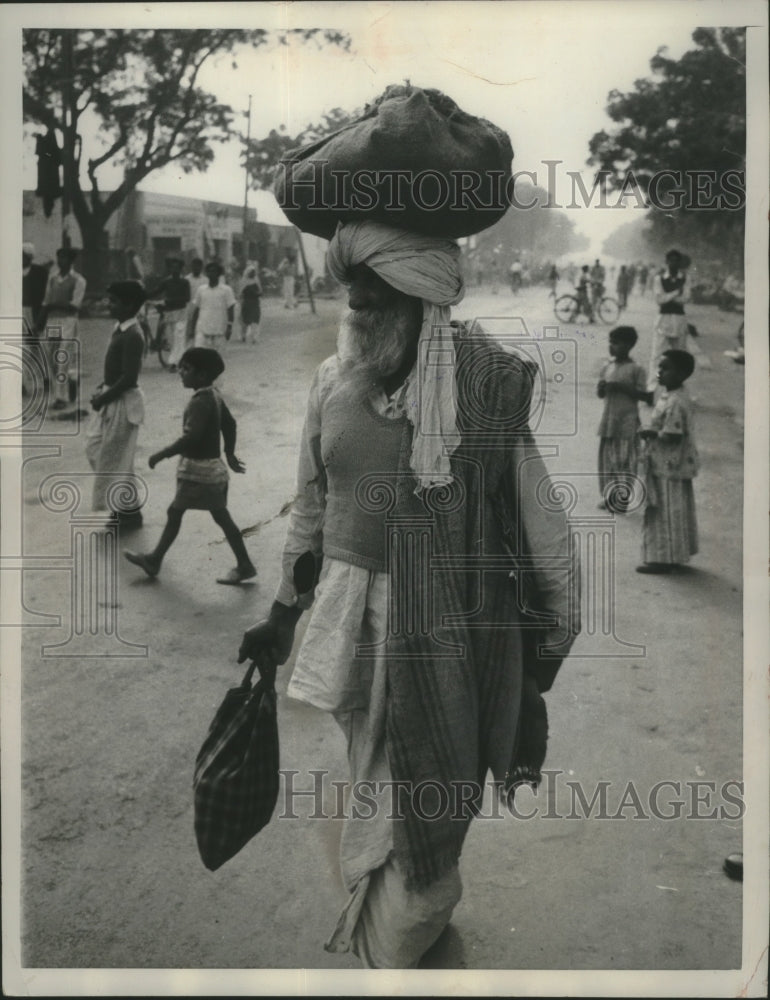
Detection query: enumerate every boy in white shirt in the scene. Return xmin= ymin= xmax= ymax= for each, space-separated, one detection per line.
xmin=190 ymin=261 xmax=235 ymax=349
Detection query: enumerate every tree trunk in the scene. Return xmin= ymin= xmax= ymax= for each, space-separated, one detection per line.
xmin=78 ymin=217 xmax=111 ymax=301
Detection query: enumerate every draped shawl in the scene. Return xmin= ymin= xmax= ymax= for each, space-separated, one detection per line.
xmin=327 ymin=221 xmax=465 ymax=488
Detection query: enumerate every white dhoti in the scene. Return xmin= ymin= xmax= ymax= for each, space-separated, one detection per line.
xmin=194 ymin=332 xmax=226 ymax=351
xmin=165 ymin=308 xmax=189 ymax=367
xmin=85 ymin=388 xmax=145 ymax=512
xmin=193 ymin=333 xmax=226 ymax=388
xmin=288 ymin=561 xmax=463 ymax=969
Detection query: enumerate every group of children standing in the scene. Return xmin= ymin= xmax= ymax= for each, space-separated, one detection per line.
xmin=596 ymin=324 xmax=699 ymax=574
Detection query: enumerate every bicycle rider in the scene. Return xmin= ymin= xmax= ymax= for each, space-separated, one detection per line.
xmin=575 ymin=265 xmax=595 ymax=322
xmin=590 ymin=258 xmax=606 ymax=313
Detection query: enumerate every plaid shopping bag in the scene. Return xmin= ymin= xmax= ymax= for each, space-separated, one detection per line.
xmin=193 ymin=662 xmax=279 ymax=871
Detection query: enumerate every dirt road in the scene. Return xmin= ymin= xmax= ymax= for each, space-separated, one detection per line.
xmin=15 ymin=285 xmax=745 ymax=979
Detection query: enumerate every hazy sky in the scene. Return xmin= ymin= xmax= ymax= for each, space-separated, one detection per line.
xmin=18 ymin=1 xmax=752 ymax=255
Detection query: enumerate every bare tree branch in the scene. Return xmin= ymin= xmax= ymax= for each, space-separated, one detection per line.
xmin=87 ymin=129 xmax=127 ymax=183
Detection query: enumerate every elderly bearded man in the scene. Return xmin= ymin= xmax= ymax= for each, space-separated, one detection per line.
xmin=238 ymin=221 xmax=579 ymax=969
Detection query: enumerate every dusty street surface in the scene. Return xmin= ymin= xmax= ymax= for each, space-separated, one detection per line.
xmin=16 ymin=285 xmax=744 ymax=975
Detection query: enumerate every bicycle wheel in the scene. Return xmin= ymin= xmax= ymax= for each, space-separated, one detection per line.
xmin=554 ymin=295 xmax=579 ymax=323
xmin=598 ymin=297 xmax=620 ymax=324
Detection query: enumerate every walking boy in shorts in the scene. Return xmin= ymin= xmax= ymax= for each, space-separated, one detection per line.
xmin=123 ymin=347 xmax=256 ymax=585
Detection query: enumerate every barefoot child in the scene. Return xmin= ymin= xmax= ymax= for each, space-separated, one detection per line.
xmin=636 ymin=349 xmax=699 ymax=573
xmin=596 ymin=326 xmax=649 ymax=512
xmin=124 ymin=347 xmax=256 ymax=585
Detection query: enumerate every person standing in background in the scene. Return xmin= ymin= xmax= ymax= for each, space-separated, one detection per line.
xmin=150 ymin=256 xmax=191 ymax=372
xmin=637 ymin=349 xmax=699 ymax=573
xmin=278 ymin=249 xmax=298 ymax=309
xmin=185 ymin=258 xmax=208 ymax=346
xmin=648 ymin=249 xmax=690 ymax=390
xmin=190 ymin=261 xmax=235 ymax=352
xmin=575 ymin=265 xmax=594 ymax=322
xmin=547 ymin=263 xmax=559 ymax=299
xmin=22 ymin=241 xmax=49 ymax=398
xmin=596 ymin=326 xmax=648 ymax=512
xmin=616 ymin=265 xmax=631 ymax=311
xmin=85 ymin=280 xmax=147 ymax=528
xmin=36 ymin=247 xmax=87 ymax=410
xmin=589 ymin=258 xmax=606 ymax=313
xmin=239 ymin=266 xmax=263 ymax=344
xmin=185 ymin=257 xmax=207 ymax=297
xmin=626 ymin=262 xmax=637 ymax=297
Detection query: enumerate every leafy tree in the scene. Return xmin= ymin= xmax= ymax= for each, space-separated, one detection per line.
xmin=242 ymin=107 xmax=359 ymax=190
xmin=23 ymin=29 xmax=350 ymax=289
xmin=588 ymin=27 xmax=746 ymax=268
xmin=601 ymin=217 xmax=659 ymax=263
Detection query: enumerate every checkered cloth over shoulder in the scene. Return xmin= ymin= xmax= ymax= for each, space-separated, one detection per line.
xmin=193 ymin=661 xmax=279 ymax=871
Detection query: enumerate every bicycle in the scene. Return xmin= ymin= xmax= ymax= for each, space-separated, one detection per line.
xmin=554 ymin=292 xmax=620 ymax=325
xmin=143 ymin=301 xmax=173 ymax=369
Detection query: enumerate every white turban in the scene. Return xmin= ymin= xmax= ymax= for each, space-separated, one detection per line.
xmin=327 ymin=221 xmax=465 ymax=488
xmin=327 ymin=220 xmax=464 ymax=306
xmin=22 ymin=242 xmax=35 ymax=256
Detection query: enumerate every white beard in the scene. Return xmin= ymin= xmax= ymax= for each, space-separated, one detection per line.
xmin=336 ymin=303 xmax=421 ymax=389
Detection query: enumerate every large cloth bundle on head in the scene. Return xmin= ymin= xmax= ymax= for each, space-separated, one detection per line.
xmin=274 ymin=84 xmax=513 ymax=239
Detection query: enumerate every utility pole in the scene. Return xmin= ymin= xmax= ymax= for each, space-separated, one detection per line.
xmin=61 ymin=29 xmax=74 ymax=249
xmin=242 ymin=94 xmax=252 ymax=268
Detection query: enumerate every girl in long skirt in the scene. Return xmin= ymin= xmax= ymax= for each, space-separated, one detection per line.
xmin=596 ymin=325 xmax=648 ymax=512
xmin=637 ymin=349 xmax=699 ymax=573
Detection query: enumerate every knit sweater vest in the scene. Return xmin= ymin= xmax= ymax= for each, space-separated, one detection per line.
xmin=321 ymin=382 xmax=423 ymax=572
xmin=659 ymin=272 xmax=686 ymax=314
xmin=46 ymin=273 xmax=79 ymax=311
